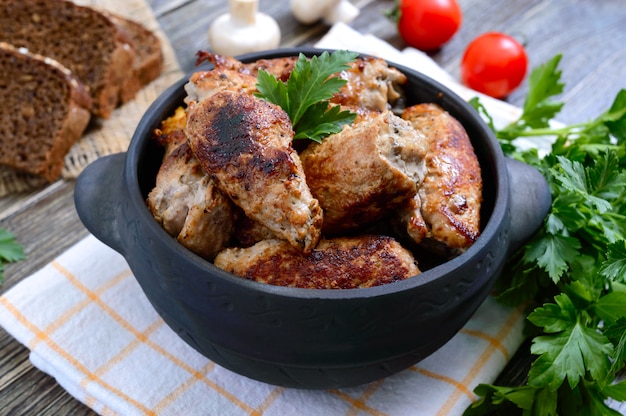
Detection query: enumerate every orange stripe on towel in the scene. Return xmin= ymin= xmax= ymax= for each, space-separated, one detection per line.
xmin=252 ymin=386 xmax=285 ymax=416
xmin=152 ymin=361 xmax=215 ymax=414
xmin=28 ymin=267 xmax=132 ymax=351
xmin=0 ymin=296 xmax=155 ymax=415
xmin=54 ymin=261 xmax=258 ymax=414
xmin=435 ymin=306 xmax=525 ymax=415
xmin=460 ymin=328 xmax=510 ymax=361
xmin=343 ymin=379 xmax=387 ymax=416
xmin=411 ymin=367 xmax=475 ymax=399
xmin=331 ymin=383 xmax=390 ymax=416
xmin=80 ymin=318 xmax=164 ymax=391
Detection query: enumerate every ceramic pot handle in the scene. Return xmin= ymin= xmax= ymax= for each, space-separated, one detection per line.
xmin=505 ymin=157 xmax=552 ymax=254
xmin=74 ymin=153 xmax=127 ymax=255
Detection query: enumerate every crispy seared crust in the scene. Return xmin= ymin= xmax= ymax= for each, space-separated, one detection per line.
xmin=186 ymin=90 xmax=323 ymax=253
xmin=195 ymin=51 xmax=297 ymax=82
xmin=214 ymin=236 xmax=420 ymax=289
xmin=185 ymin=53 xmax=297 ymax=105
xmin=0 ymin=42 xmax=91 ymax=181
xmin=400 ymin=103 xmax=482 ymax=255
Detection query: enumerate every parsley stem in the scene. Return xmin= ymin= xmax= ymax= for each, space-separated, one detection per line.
xmin=501 ymin=121 xmax=596 ymax=139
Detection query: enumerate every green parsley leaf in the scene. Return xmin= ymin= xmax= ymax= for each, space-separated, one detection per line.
xmin=605 ymin=89 xmax=626 ymax=141
xmin=601 ymin=241 xmax=626 ymax=282
xmin=255 ymin=69 xmax=288 ymax=109
xmin=586 ymin=150 xmax=626 ymax=202
xmin=465 ymin=384 xmax=540 ymax=415
xmin=603 ymin=380 xmax=626 ymax=402
xmin=521 ymin=54 xmax=565 ymax=128
xmin=464 ymin=384 xmax=557 ymax=416
xmin=492 ymin=251 xmax=544 ymax=307
xmin=496 ymin=55 xmax=565 ymax=145
xmin=465 ymin=53 xmax=626 ymax=415
xmin=529 ymin=312 xmax=613 ymax=390
xmin=559 ymin=382 xmax=625 ymax=416
xmin=0 ymin=228 xmax=25 ymax=284
xmin=604 ymin=318 xmax=626 ymax=376
xmin=255 ymin=50 xmax=358 ymax=143
xmin=293 ymin=101 xmax=357 ymax=142
xmin=528 ymin=293 xmax=577 ymax=333
xmin=592 ymin=291 xmax=626 ymax=324
xmin=553 ymin=156 xmax=613 ymax=215
xmin=523 ymin=233 xmax=580 ymax=282
xmin=468 ymin=96 xmax=496 ymax=132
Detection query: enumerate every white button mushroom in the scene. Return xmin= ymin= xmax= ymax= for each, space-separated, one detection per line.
xmin=291 ymin=0 xmax=359 ymax=25
xmin=208 ymin=0 xmax=281 ymax=56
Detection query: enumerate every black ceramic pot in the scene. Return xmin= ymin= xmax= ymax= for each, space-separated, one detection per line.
xmin=74 ymin=48 xmax=551 ymax=389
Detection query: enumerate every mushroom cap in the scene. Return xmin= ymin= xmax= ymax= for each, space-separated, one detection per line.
xmin=290 ymin=0 xmax=337 ymax=24
xmin=290 ymin=0 xmax=358 ymax=25
xmin=208 ymin=12 xmax=281 ymax=56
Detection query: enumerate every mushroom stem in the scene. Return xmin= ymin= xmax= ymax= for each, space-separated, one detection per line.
xmin=208 ymin=0 xmax=281 ymax=56
xmin=230 ymin=0 xmax=257 ymax=26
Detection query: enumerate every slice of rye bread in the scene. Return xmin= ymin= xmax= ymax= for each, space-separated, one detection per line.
xmin=107 ymin=13 xmax=164 ymax=104
xmin=0 ymin=42 xmax=92 ymax=181
xmin=0 ymin=0 xmax=136 ymax=119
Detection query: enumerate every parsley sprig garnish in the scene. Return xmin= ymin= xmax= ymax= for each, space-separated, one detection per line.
xmin=255 ymin=50 xmax=358 ymax=142
xmin=466 ymin=55 xmax=626 ymax=415
xmin=0 ymin=228 xmax=25 ymax=284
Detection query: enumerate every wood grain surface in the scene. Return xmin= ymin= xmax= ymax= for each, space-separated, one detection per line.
xmin=1 ymin=0 xmax=625 ymax=414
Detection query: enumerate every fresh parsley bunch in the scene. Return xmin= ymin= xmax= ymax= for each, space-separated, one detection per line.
xmin=466 ymin=55 xmax=626 ymax=415
xmin=255 ymin=50 xmax=358 ymax=142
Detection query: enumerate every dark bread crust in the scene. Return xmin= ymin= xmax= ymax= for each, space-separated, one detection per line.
xmin=0 ymin=0 xmax=136 ymax=118
xmin=0 ymin=42 xmax=91 ymax=181
xmin=107 ymin=13 xmax=164 ymax=104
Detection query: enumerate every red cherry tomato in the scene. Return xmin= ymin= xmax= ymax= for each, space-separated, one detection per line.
xmin=395 ymin=0 xmax=462 ymax=51
xmin=461 ymin=32 xmax=528 ymax=98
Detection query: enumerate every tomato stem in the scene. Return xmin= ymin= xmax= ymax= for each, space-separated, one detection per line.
xmin=383 ymin=0 xmax=401 ymax=23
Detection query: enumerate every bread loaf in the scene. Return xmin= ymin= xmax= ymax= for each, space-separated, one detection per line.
xmin=0 ymin=0 xmax=136 ymax=118
xmin=0 ymin=42 xmax=92 ymax=181
xmin=109 ymin=13 xmax=164 ymax=103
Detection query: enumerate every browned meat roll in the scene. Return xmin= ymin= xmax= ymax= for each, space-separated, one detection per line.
xmin=186 ymin=89 xmax=323 ymax=253
xmin=300 ymin=110 xmax=427 ymax=234
xmin=399 ymin=103 xmax=482 ymax=256
xmin=214 ymin=235 xmax=420 ymax=289
xmin=147 ymin=109 xmax=235 ymax=261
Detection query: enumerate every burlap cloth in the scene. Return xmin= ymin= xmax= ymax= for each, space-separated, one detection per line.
xmin=0 ymin=0 xmax=184 ymax=196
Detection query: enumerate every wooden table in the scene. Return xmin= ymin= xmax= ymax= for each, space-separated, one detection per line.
xmin=1 ymin=0 xmax=625 ymax=414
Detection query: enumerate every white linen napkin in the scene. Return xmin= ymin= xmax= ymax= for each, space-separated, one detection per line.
xmin=0 ymin=23 xmax=529 ymax=416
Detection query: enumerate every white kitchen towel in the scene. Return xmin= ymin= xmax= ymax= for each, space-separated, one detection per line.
xmin=0 ymin=23 xmax=529 ymax=416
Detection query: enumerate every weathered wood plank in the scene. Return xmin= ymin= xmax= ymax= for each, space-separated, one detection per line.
xmin=0 ymin=0 xmax=624 ymax=414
